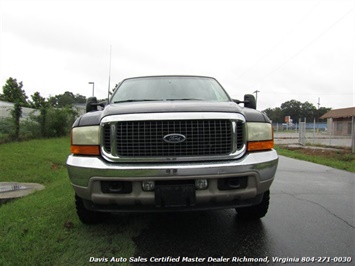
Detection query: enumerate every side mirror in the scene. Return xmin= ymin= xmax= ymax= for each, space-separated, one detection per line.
xmin=232 ymin=94 xmax=257 ymax=109
xmin=86 ymin=97 xmax=98 ymax=112
xmin=244 ymin=94 xmax=256 ymax=109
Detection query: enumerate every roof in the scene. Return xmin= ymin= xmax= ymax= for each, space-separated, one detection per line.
xmin=320 ymin=107 xmax=355 ymax=119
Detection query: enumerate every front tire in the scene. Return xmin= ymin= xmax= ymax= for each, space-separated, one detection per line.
xmin=75 ymin=194 xmax=109 ymax=224
xmin=236 ymin=190 xmax=270 ymax=220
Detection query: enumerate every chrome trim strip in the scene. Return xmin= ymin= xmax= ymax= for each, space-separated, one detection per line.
xmin=110 ymin=123 xmax=117 ymax=156
xmin=232 ymin=121 xmax=237 ymax=153
xmin=101 ymin=112 xmax=246 ymax=123
xmin=66 ymin=149 xmax=279 ymax=188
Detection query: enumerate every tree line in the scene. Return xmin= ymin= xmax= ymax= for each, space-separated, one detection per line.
xmin=262 ymin=100 xmax=331 ymax=124
xmin=1 ymin=77 xmax=333 ymax=142
xmin=0 ymin=77 xmax=87 ymax=109
xmin=0 ymin=77 xmax=87 ymax=142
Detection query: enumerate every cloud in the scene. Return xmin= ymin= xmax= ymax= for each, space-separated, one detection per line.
xmin=1 ymin=0 xmax=354 ymax=110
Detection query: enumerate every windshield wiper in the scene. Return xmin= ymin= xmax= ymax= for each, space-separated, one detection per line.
xmin=113 ymin=99 xmax=161 ymax=103
xmin=114 ymin=99 xmax=205 ymax=103
xmin=165 ymin=98 xmax=204 ymax=101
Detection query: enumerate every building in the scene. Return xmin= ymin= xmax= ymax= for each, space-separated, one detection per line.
xmin=0 ymin=100 xmax=39 ymax=120
xmin=320 ymin=107 xmax=355 ymax=136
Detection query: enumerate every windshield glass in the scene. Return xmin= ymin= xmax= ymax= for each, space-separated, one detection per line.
xmin=111 ymin=76 xmax=231 ymax=103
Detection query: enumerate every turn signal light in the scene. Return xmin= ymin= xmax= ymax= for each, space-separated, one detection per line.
xmin=247 ymin=140 xmax=274 ymax=152
xmin=70 ymin=145 xmax=100 ymax=155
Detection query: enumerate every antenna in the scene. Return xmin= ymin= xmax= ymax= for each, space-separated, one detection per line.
xmin=107 ymin=45 xmax=112 ymax=101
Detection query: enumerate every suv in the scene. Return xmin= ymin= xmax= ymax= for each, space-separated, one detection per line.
xmin=67 ymin=76 xmax=278 ymax=224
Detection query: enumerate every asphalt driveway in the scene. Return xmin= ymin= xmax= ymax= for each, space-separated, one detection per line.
xmin=132 ymin=156 xmax=354 ymax=265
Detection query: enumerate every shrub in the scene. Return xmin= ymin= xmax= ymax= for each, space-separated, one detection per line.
xmin=0 ymin=107 xmax=78 ymax=143
xmin=44 ymin=107 xmax=77 ymax=137
xmin=0 ymin=118 xmax=12 ymax=143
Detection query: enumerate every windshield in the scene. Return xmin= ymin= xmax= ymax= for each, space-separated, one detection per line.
xmin=111 ymin=76 xmax=231 ymax=103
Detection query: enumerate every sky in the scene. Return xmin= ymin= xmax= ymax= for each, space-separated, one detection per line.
xmin=1 ymin=0 xmax=354 ymax=111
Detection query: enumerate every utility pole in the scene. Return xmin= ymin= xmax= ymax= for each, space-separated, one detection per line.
xmin=316 ymin=97 xmax=321 ymax=123
xmin=253 ymin=90 xmax=260 ymax=105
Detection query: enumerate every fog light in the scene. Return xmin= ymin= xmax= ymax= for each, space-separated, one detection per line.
xmin=195 ymin=179 xmax=208 ymax=190
xmin=142 ymin=181 xmax=155 ymax=191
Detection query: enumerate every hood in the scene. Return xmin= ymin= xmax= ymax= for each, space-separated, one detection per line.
xmin=73 ymin=100 xmax=270 ymax=127
xmin=102 ymin=101 xmax=243 ymax=116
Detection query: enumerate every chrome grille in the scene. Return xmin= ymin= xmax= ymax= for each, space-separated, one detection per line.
xmin=103 ymin=119 xmax=243 ymax=157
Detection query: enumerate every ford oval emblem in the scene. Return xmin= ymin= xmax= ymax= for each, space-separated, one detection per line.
xmin=163 ymin=133 xmax=186 ymax=144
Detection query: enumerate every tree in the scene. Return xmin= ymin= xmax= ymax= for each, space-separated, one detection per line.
xmin=10 ymin=102 xmax=22 ymax=140
xmin=263 ymin=107 xmax=282 ymax=123
xmin=29 ymin=92 xmax=47 ymax=109
xmin=263 ymin=99 xmax=331 ymax=123
xmin=0 ymin=78 xmax=84 ymax=141
xmin=300 ymin=101 xmax=317 ymax=122
xmin=0 ymin=77 xmax=28 ymax=106
xmin=317 ymin=107 xmax=332 ymax=120
xmin=30 ymin=92 xmax=49 ymax=137
xmin=1 ymin=78 xmax=28 ymax=140
xmin=280 ymin=100 xmax=302 ymax=122
xmin=48 ymin=91 xmax=86 ymax=108
xmin=74 ymin=94 xmax=87 ymax=104
xmin=48 ymin=91 xmax=74 ymax=107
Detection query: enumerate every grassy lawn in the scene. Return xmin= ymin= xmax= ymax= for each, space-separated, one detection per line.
xmin=275 ymin=145 xmax=355 ymax=173
xmin=0 ymin=137 xmax=142 ymax=266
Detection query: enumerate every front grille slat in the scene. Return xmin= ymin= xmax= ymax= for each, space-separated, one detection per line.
xmin=103 ymin=124 xmax=111 ymax=153
xmin=104 ymin=119 xmax=242 ymax=158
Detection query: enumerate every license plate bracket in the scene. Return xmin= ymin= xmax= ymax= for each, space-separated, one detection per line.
xmin=155 ymin=185 xmax=196 ymax=208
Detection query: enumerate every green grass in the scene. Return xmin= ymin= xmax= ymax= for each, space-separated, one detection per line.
xmin=0 ymin=137 xmax=142 ymax=266
xmin=275 ymin=145 xmax=355 ymax=173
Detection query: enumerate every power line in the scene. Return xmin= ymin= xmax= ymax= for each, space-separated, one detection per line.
xmin=260 ymin=92 xmax=353 ymax=96
xmin=235 ymin=1 xmax=321 ymax=81
xmin=247 ymin=6 xmax=354 ymax=90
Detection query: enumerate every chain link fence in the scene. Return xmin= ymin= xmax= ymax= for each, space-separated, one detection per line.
xmin=273 ymin=122 xmax=353 ymax=149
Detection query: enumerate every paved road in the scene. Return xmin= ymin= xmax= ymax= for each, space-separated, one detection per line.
xmin=132 ymin=156 xmax=354 ymax=265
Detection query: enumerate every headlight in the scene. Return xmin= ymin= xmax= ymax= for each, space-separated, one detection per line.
xmin=246 ymin=123 xmax=274 ymax=152
xmin=71 ymin=126 xmax=100 ymax=155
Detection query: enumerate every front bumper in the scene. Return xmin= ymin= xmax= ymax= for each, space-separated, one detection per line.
xmin=66 ymin=150 xmax=278 ymax=212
